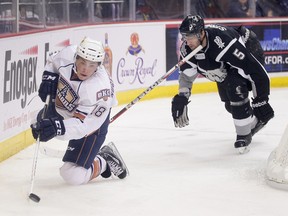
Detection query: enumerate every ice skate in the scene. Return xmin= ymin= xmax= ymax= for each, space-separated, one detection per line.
xmin=234 ymin=133 xmax=252 ymax=154
xmin=98 ymin=142 xmax=129 ymax=179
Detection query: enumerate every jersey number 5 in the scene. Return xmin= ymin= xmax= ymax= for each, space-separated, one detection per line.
xmin=233 ymin=48 xmax=245 ymax=60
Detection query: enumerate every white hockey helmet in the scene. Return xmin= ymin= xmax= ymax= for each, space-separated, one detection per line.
xmin=76 ymin=37 xmax=105 ymax=63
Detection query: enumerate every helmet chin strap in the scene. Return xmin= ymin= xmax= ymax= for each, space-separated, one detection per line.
xmin=73 ymin=64 xmax=78 ymax=75
xmin=197 ymin=30 xmax=206 ymax=47
xmin=73 ymin=54 xmax=78 ymax=74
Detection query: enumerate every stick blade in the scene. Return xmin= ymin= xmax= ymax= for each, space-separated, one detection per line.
xmin=29 ymin=193 xmax=41 ymax=203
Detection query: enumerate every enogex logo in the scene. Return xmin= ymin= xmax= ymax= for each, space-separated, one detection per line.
xmin=3 ymin=46 xmax=38 ymax=109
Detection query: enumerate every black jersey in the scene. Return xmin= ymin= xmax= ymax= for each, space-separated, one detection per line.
xmin=179 ymin=24 xmax=270 ymax=98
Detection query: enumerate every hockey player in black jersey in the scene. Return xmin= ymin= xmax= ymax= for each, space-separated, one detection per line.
xmin=171 ymin=15 xmax=274 ymax=153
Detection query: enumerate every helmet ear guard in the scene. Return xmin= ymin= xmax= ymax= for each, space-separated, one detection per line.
xmin=76 ymin=37 xmax=105 ymax=64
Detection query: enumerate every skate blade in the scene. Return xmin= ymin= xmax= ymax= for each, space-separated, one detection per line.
xmin=237 ymin=145 xmax=250 ymax=154
xmin=107 ymin=142 xmax=129 ymax=176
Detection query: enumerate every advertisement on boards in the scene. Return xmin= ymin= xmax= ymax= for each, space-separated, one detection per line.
xmin=0 ymin=23 xmax=166 ymax=142
xmin=73 ymin=23 xmax=166 ymax=92
xmin=0 ymin=30 xmax=73 ymax=142
xmin=250 ymin=22 xmax=288 ymax=72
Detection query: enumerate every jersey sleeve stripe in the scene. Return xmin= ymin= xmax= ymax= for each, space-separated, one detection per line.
xmin=216 ymin=38 xmax=237 ymax=62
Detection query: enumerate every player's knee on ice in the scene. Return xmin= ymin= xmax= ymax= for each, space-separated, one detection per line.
xmin=60 ymin=162 xmax=92 ymax=185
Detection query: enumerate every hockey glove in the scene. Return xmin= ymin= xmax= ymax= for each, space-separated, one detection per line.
xmin=252 ymin=96 xmax=274 ymax=124
xmin=31 ymin=116 xmax=65 ymax=142
xmin=38 ymin=71 xmax=59 ymax=102
xmin=171 ymin=94 xmax=190 ymax=128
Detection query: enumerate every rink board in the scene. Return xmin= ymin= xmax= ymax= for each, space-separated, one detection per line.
xmin=1 ymin=76 xmax=287 ymax=162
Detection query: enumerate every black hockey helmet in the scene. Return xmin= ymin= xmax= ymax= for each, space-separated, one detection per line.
xmin=179 ymin=15 xmax=204 ymax=36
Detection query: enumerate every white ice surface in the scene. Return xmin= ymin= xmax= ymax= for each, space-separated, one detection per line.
xmin=1 ymin=88 xmax=288 ymax=216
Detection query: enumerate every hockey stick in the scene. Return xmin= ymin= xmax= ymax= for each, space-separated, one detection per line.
xmin=40 ymin=45 xmax=203 ymax=158
xmin=29 ymin=95 xmax=51 ymax=203
xmin=110 ymin=45 xmax=203 ymax=123
xmin=40 ymin=145 xmax=64 ymax=158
